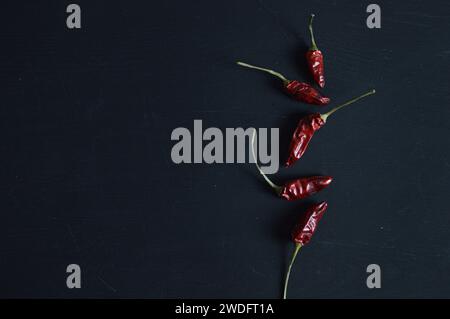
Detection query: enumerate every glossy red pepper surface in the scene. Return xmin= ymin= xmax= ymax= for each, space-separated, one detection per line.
xmin=280 ymin=176 xmax=332 ymax=201
xmin=285 ymin=80 xmax=329 ymax=105
xmin=306 ymin=50 xmax=325 ymax=88
xmin=285 ymin=113 xmax=325 ymax=166
xmin=292 ymin=201 xmax=328 ymax=245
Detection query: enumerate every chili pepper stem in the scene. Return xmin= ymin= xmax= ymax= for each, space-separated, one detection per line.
xmin=320 ymin=89 xmax=376 ymax=122
xmin=251 ymin=130 xmax=282 ymax=195
xmin=308 ymin=14 xmax=319 ymax=51
xmin=237 ymin=61 xmax=290 ymax=85
xmin=283 ymin=243 xmax=302 ymax=299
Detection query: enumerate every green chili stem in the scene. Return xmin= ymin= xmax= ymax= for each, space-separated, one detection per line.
xmin=283 ymin=243 xmax=302 ymax=299
xmin=308 ymin=14 xmax=319 ymax=51
xmin=237 ymin=61 xmax=289 ymax=85
xmin=251 ymin=130 xmax=282 ymax=195
xmin=320 ymin=89 xmax=376 ymax=122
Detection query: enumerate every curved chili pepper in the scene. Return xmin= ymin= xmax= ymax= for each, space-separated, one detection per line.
xmin=251 ymin=131 xmax=332 ymax=201
xmin=285 ymin=80 xmax=330 ymax=105
xmin=283 ymin=201 xmax=328 ymax=299
xmin=306 ymin=14 xmax=325 ymax=88
xmin=285 ymin=113 xmax=325 ymax=166
xmin=237 ymin=61 xmax=330 ymax=105
xmin=285 ymin=89 xmax=376 ymax=167
xmin=279 ymin=176 xmax=332 ymax=201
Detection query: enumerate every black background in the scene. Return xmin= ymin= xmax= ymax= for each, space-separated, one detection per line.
xmin=1 ymin=0 xmax=449 ymax=298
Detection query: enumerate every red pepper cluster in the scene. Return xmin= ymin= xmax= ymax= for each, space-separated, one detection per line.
xmin=239 ymin=14 xmax=376 ymax=299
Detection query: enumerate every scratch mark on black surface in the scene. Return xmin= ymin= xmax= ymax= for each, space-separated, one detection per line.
xmin=399 ymin=12 xmax=450 ymax=19
xmin=66 ymin=224 xmax=80 ymax=252
xmin=250 ymin=266 xmax=267 ymax=278
xmin=383 ymin=17 xmax=430 ymax=28
xmin=317 ymin=240 xmax=423 ymax=260
xmin=98 ymin=276 xmax=117 ymax=293
xmin=255 ymin=0 xmax=294 ymax=41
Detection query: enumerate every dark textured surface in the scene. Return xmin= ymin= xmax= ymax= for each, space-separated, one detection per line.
xmin=1 ymin=0 xmax=450 ymax=298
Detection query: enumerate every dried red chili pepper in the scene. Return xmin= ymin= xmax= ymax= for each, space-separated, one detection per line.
xmin=284 ymin=80 xmax=330 ymax=105
xmin=251 ymin=131 xmax=332 ymax=201
xmin=306 ymin=14 xmax=325 ymax=88
xmin=237 ymin=61 xmax=330 ymax=105
xmin=286 ymin=89 xmax=376 ymax=167
xmin=283 ymin=201 xmax=328 ymax=299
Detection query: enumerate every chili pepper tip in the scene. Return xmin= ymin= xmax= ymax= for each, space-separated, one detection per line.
xmin=292 ymin=201 xmax=328 ymax=245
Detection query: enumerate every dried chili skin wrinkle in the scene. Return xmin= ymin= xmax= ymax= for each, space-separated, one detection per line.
xmin=285 ymin=89 xmax=376 ymax=167
xmin=251 ymin=131 xmax=332 ymax=201
xmin=292 ymin=201 xmax=328 ymax=245
xmin=285 ymin=113 xmax=324 ymax=167
xmin=237 ymin=62 xmax=330 ymax=106
xmin=306 ymin=14 xmax=325 ymax=88
xmin=280 ymin=176 xmax=332 ymax=201
xmin=283 ymin=201 xmax=328 ymax=299
xmin=285 ymin=81 xmax=330 ymax=105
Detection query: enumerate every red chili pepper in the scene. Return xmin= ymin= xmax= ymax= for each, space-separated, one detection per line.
xmin=283 ymin=201 xmax=328 ymax=299
xmin=285 ymin=80 xmax=330 ymax=105
xmin=285 ymin=113 xmax=325 ymax=167
xmin=292 ymin=201 xmax=328 ymax=245
xmin=306 ymin=14 xmax=325 ymax=88
xmin=237 ymin=61 xmax=330 ymax=105
xmin=279 ymin=176 xmax=332 ymax=201
xmin=286 ymin=89 xmax=376 ymax=167
xmin=251 ymin=131 xmax=332 ymax=200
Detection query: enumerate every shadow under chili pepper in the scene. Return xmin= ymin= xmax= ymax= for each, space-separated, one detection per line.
xmin=268 ymin=201 xmax=314 ymax=243
xmin=290 ymin=42 xmax=312 ymax=83
xmin=265 ymin=77 xmax=287 ymax=97
xmin=267 ymin=200 xmax=314 ymax=298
